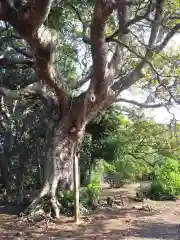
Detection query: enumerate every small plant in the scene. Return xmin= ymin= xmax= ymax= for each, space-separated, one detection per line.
xmin=147 ymin=180 xmax=166 ymax=200
xmin=87 ymin=182 xmax=101 ymax=207
xmin=58 ymin=181 xmax=101 ymax=215
xmin=59 ymin=190 xmax=73 ymax=207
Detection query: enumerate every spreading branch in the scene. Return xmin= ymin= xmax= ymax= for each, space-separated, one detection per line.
xmin=0 ymin=0 xmax=179 ymax=120
xmin=90 ymin=1 xmax=115 ymax=99
xmin=0 ymin=0 xmax=69 ymax=110
xmin=155 ymin=23 xmax=180 ymax=51
xmin=108 ymin=0 xmax=130 ymax=77
xmin=111 ymin=0 xmax=165 ymax=93
xmin=67 ymin=2 xmax=91 ymax=45
xmin=0 ymin=54 xmax=34 ymax=67
xmin=0 ymin=0 xmax=54 ymax=36
xmin=127 ymin=152 xmax=155 ymax=167
xmin=106 ymin=0 xmax=153 ymax=42
xmin=68 ymin=2 xmax=84 ymax=24
xmin=82 ymin=1 xmax=153 ymax=44
xmin=69 ymin=74 xmax=91 ymax=90
xmin=117 ymin=98 xmax=167 ymax=108
xmin=0 ymin=83 xmax=42 ymax=100
xmin=11 ymin=44 xmax=33 ymax=59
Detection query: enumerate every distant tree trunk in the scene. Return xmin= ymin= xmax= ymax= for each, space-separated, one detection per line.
xmin=16 ymin=154 xmax=25 ymax=205
xmin=36 ymin=149 xmax=43 ymax=189
xmin=73 ymin=155 xmax=80 ymax=223
xmin=26 ymin=117 xmax=86 ymax=218
xmin=87 ymin=165 xmax=93 ymax=185
xmin=0 ymin=130 xmax=14 ymax=203
xmin=87 ymin=135 xmax=96 ymax=185
xmin=0 ymin=154 xmax=10 ymax=202
xmin=0 ymin=154 xmax=9 ymax=189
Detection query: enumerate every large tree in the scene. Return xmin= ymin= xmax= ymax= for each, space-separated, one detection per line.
xmin=0 ymin=0 xmax=180 ymax=217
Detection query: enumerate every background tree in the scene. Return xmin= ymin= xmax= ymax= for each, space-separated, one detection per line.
xmin=82 ymin=107 xmax=180 ymax=186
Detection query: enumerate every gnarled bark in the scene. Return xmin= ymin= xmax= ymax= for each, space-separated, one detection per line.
xmin=26 ymin=117 xmax=85 ymax=219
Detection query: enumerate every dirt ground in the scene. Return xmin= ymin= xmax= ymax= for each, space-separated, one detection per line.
xmin=0 ymin=183 xmax=180 ymax=240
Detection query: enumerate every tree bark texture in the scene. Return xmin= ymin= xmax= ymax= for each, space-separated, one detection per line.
xmin=27 ymin=116 xmax=85 ymax=218
xmin=16 ymin=152 xmax=26 ymax=205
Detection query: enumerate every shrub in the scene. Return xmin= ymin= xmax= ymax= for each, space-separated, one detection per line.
xmin=58 ymin=181 xmax=101 ymax=215
xmin=86 ymin=182 xmax=101 ymax=206
xmin=59 ymin=189 xmax=74 ymax=210
xmin=147 ymin=180 xmax=166 ymax=200
xmin=147 ymin=159 xmax=180 ymax=200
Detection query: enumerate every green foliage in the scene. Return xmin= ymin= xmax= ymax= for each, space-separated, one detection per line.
xmin=147 ymin=180 xmax=167 ymax=200
xmin=103 ymin=161 xmax=116 ymax=174
xmin=90 ymin=160 xmax=105 ymax=184
xmin=58 ymin=182 xmax=101 ymax=214
xmin=86 ymin=182 xmax=101 ymax=205
xmin=58 ymin=189 xmax=74 ymax=212
xmin=148 ymin=159 xmax=180 ymax=200
xmin=81 ymin=106 xmax=180 ymax=190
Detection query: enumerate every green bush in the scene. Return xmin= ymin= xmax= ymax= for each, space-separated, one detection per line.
xmin=147 ymin=180 xmax=166 ymax=200
xmin=147 ymin=159 xmax=180 ymax=200
xmin=86 ymin=182 xmax=101 ymax=206
xmin=58 ymin=181 xmax=101 ymax=215
xmin=59 ymin=190 xmax=74 ymax=209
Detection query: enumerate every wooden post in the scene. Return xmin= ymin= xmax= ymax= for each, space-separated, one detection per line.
xmin=73 ymin=155 xmax=80 ymax=224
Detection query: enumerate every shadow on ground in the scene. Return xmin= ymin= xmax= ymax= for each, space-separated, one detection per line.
xmin=0 ymin=183 xmax=180 ymax=240
xmin=0 ymin=204 xmax=25 ymax=215
xmin=1 ymin=206 xmax=179 ymax=240
xmin=28 ymin=219 xmax=180 ymax=240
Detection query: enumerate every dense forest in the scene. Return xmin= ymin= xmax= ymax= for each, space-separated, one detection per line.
xmin=0 ymin=0 xmax=180 ymax=225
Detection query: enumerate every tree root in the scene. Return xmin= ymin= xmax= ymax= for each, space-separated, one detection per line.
xmin=24 ymin=181 xmax=50 ymax=215
xmin=19 ymin=210 xmax=55 ymax=229
xmin=51 ymin=197 xmax=61 ymax=219
xmin=24 ymin=193 xmax=62 ymax=220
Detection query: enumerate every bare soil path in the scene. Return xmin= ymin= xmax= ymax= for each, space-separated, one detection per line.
xmin=0 ymin=183 xmax=180 ymax=239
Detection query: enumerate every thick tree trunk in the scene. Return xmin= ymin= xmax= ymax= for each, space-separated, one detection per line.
xmin=26 ymin=120 xmax=85 ymax=219
xmin=73 ymin=155 xmax=80 ymax=223
xmin=87 ymin=164 xmax=93 ymax=185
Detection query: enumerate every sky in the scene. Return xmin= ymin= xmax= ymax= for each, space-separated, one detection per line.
xmin=120 ymin=34 xmax=180 ymax=124
xmin=82 ymin=82 xmax=180 ymax=124
xmin=120 ymin=87 xmax=180 ymax=124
